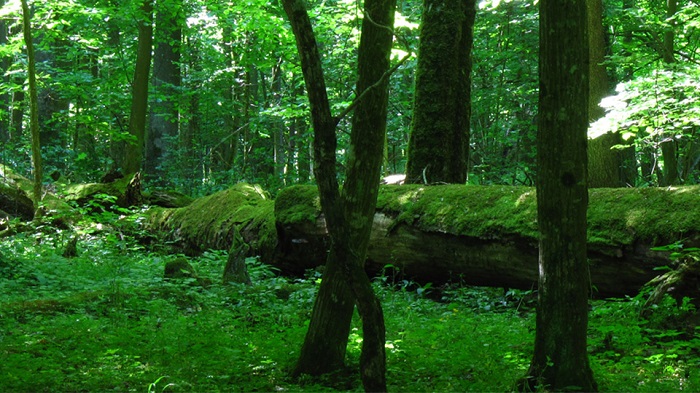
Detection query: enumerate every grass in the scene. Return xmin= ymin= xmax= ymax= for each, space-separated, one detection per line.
xmin=1 ymin=221 xmax=699 ymax=392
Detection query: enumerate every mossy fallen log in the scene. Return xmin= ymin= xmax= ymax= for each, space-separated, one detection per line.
xmin=144 ymin=183 xmax=277 ymax=261
xmin=142 ymin=182 xmax=699 ymax=297
xmin=275 ymin=184 xmax=700 ymax=297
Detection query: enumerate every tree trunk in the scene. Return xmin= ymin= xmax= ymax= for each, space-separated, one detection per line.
xmin=147 ymin=0 xmax=182 ymax=185
xmin=587 ymin=0 xmax=626 ymax=188
xmin=663 ymin=0 xmax=677 ymax=64
xmin=520 ymin=0 xmax=597 ymax=390
xmin=0 ymin=9 xmax=8 ymax=142
xmin=282 ymin=0 xmax=353 ymax=377
xmin=10 ymin=77 xmax=24 ymax=142
xmin=123 ymin=0 xmax=154 ymax=175
xmin=337 ymin=0 xmax=396 ymax=388
xmin=283 ymin=0 xmax=396 ymax=388
xmin=21 ymin=0 xmax=42 ymax=213
xmin=405 ymin=0 xmax=475 ymax=185
xmin=661 ymin=139 xmax=679 ymax=186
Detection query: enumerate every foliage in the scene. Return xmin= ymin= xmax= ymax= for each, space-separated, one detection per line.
xmin=2 ymin=206 xmax=700 ymax=391
xmin=590 ymin=64 xmax=700 ymax=185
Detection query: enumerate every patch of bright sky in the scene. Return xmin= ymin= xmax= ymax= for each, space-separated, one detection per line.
xmin=0 ymin=0 xmax=21 ymax=18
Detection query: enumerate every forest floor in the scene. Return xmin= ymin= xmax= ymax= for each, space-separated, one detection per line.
xmin=1 ymin=211 xmax=699 ymax=392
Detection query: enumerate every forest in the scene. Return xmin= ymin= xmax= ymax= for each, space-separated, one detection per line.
xmin=1 ymin=0 xmax=700 ymax=391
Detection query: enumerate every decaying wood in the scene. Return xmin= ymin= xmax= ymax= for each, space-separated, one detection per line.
xmin=274 ymin=184 xmax=700 ymax=298
xmin=141 ymin=182 xmax=700 ymax=299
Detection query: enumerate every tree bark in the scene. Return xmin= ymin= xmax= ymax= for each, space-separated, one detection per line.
xmin=587 ymin=0 xmax=629 ymax=188
xmin=520 ymin=0 xmax=597 ymax=390
xmin=147 ymin=0 xmax=182 ymax=185
xmin=123 ymin=0 xmax=154 ymax=175
xmin=405 ymin=0 xmax=475 ymax=185
xmin=21 ymin=0 xmax=42 ymax=212
xmin=282 ymin=0 xmax=353 ymax=377
xmin=0 ymin=8 xmax=8 ymax=142
xmin=283 ymin=0 xmax=396 ymax=388
xmin=337 ymin=0 xmax=396 ymax=388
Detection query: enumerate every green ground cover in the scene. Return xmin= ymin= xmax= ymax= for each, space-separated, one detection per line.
xmin=1 ymin=223 xmax=699 ymax=392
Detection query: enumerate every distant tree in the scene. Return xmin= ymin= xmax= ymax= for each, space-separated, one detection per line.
xmin=0 ymin=1 xmax=8 ymax=143
xmin=587 ymin=0 xmax=626 ymax=188
xmin=660 ymin=0 xmax=679 ymax=186
xmin=20 ymin=0 xmax=41 ymax=212
xmin=124 ymin=0 xmax=154 ymax=175
xmin=147 ymin=0 xmax=183 ymax=185
xmin=283 ymin=0 xmax=396 ymax=389
xmin=405 ymin=0 xmax=475 ymax=184
xmin=518 ymin=0 xmax=597 ymax=390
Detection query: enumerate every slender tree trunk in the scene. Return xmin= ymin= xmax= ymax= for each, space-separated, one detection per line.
xmin=405 ymin=0 xmax=475 ymax=184
xmin=659 ymin=0 xmax=678 ymax=186
xmin=10 ymin=18 xmax=25 ymax=142
xmin=519 ymin=0 xmax=597 ymax=390
xmin=10 ymin=85 xmax=24 ymax=142
xmin=147 ymin=0 xmax=182 ymax=185
xmin=337 ymin=0 xmax=396 ymax=388
xmin=283 ymin=1 xmax=396 ymax=388
xmin=123 ymin=0 xmax=154 ymax=175
xmin=282 ymin=0 xmax=352 ymax=376
xmin=0 ymin=9 xmax=8 ymax=143
xmin=21 ymin=0 xmax=42 ymax=212
xmin=663 ymin=0 xmax=677 ymax=64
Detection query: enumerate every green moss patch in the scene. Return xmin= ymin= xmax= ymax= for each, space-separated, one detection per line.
xmin=281 ymin=184 xmax=700 ymax=248
xmin=145 ymin=183 xmax=276 ymax=254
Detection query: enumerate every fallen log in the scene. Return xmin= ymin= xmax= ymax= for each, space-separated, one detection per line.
xmin=275 ymin=184 xmax=700 ymax=298
xmin=142 ymin=182 xmax=700 ymax=298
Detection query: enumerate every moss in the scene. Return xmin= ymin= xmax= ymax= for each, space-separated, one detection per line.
xmin=588 ymin=186 xmax=700 ymax=246
xmin=148 ymin=183 xmax=700 ymax=256
xmin=144 ymin=183 xmax=274 ymax=253
xmin=274 ymin=185 xmax=321 ymax=225
xmin=376 ymin=184 xmax=700 ymax=247
xmin=63 ymin=175 xmax=134 ymax=204
xmin=379 ymin=185 xmax=539 ymax=240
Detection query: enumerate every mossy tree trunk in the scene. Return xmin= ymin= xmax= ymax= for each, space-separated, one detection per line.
xmin=0 ymin=4 xmax=9 ymax=142
xmin=587 ymin=0 xmax=623 ymax=188
xmin=283 ymin=0 xmax=395 ymax=389
xmin=20 ymin=0 xmax=42 ymax=213
xmin=520 ymin=0 xmax=597 ymax=390
xmin=336 ymin=0 xmax=396 ymax=388
xmin=146 ymin=0 xmax=182 ymax=185
xmin=124 ymin=0 xmax=153 ymax=175
xmin=282 ymin=0 xmax=354 ymax=377
xmin=405 ymin=0 xmax=475 ymax=185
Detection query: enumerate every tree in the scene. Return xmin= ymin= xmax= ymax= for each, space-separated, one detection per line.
xmin=282 ymin=0 xmax=396 ymax=390
xmin=0 ymin=0 xmax=9 ymax=143
xmin=123 ymin=0 xmax=154 ymax=175
xmin=519 ymin=0 xmax=597 ymax=390
xmin=147 ymin=0 xmax=183 ymax=185
xmin=405 ymin=0 xmax=475 ymax=185
xmin=587 ymin=0 xmax=624 ymax=188
xmin=20 ymin=0 xmax=41 ymax=212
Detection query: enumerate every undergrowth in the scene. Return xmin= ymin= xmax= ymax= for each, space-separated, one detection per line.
xmin=1 ymin=216 xmax=699 ymax=391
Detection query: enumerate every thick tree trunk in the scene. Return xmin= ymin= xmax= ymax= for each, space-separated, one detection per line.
xmin=405 ymin=0 xmax=475 ymax=185
xmin=587 ymin=0 xmax=626 ymax=188
xmin=520 ymin=0 xmax=597 ymax=390
xmin=147 ymin=0 xmax=182 ymax=185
